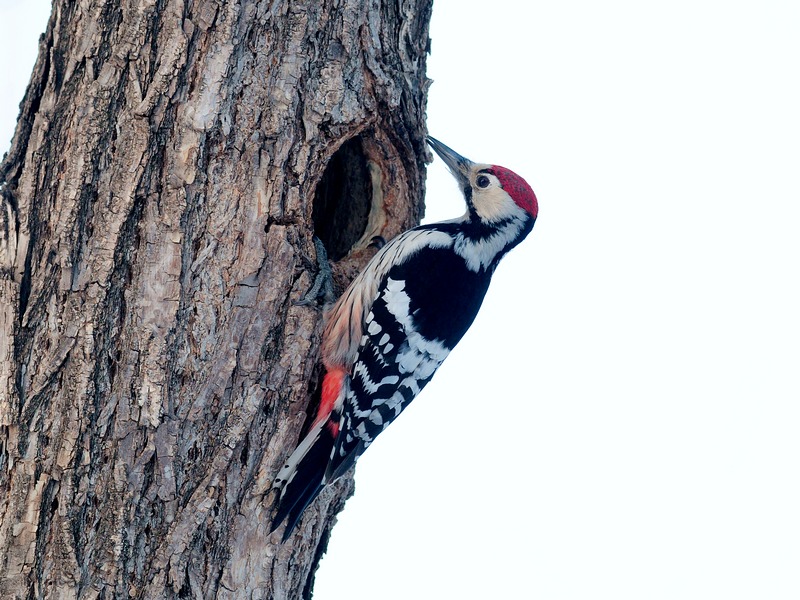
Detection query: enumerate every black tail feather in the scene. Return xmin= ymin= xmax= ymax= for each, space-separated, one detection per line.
xmin=325 ymin=437 xmax=366 ymax=484
xmin=271 ymin=425 xmax=336 ymax=541
xmin=279 ymin=481 xmax=324 ymax=542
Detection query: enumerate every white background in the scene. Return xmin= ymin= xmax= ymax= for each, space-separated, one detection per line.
xmin=2 ymin=1 xmax=799 ymax=598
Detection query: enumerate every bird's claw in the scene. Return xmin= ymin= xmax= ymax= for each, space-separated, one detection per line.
xmin=294 ymin=237 xmax=335 ymax=307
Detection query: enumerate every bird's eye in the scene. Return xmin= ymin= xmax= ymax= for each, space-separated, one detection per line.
xmin=476 ymin=175 xmax=491 ymax=188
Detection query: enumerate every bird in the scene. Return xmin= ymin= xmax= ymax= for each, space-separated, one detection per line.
xmin=270 ymin=136 xmax=538 ymax=540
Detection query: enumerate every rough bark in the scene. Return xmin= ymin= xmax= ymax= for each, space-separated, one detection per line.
xmin=0 ymin=0 xmax=431 ymax=597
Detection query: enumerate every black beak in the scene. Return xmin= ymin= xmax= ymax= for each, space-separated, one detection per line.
xmin=427 ymin=136 xmax=473 ymax=188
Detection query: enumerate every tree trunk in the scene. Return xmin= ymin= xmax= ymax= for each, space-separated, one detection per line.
xmin=0 ymin=0 xmax=431 ymax=597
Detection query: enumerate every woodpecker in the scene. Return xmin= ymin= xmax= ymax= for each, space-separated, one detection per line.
xmin=271 ymin=136 xmax=538 ymax=540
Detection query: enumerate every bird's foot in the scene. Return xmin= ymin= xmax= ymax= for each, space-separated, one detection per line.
xmin=294 ymin=237 xmax=335 ymax=307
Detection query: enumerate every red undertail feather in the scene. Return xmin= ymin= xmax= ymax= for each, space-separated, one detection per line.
xmin=270 ymin=366 xmax=346 ymax=540
xmin=316 ymin=367 xmax=346 ymax=434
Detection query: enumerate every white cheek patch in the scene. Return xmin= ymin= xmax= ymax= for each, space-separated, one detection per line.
xmin=473 ymin=187 xmax=516 ymax=223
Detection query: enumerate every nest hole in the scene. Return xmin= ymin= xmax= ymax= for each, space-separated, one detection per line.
xmin=312 ymin=135 xmax=372 ymax=261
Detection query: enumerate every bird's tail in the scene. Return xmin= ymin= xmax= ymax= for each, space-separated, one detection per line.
xmin=270 ymin=369 xmax=346 ymax=541
xmin=270 ymin=418 xmax=337 ymax=541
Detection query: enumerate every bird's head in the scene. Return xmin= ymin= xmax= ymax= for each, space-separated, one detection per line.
xmin=427 ymin=136 xmax=538 ymax=224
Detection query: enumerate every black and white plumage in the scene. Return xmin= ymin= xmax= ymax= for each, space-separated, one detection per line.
xmin=270 ymin=136 xmax=538 ymax=540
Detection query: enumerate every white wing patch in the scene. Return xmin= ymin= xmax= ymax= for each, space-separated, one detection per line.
xmin=383 ymin=277 xmax=414 ymax=330
xmin=322 ymin=228 xmax=453 ymax=369
xmin=380 ymin=277 xmax=449 ymax=405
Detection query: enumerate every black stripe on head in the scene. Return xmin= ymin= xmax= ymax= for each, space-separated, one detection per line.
xmin=463 ymin=185 xmax=474 ymax=207
xmin=463 ymin=185 xmax=480 ymax=220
